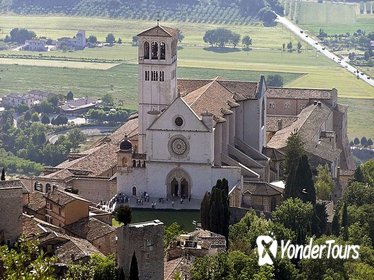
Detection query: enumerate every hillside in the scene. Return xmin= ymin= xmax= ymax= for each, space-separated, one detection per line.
xmin=0 ymin=0 xmax=283 ymax=25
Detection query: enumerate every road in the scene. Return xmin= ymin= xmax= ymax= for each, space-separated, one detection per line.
xmin=276 ymin=14 xmax=374 ymax=87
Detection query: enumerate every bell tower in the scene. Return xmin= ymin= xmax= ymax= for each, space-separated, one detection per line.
xmin=137 ymin=24 xmax=178 ymax=153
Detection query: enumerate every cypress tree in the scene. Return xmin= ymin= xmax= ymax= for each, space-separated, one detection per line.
xmin=353 ymin=165 xmax=365 ymax=183
xmin=1 ymin=168 xmax=5 ymax=181
xmin=200 ymin=192 xmax=211 ymax=229
xmin=284 ymin=168 xmax=298 ymax=199
xmin=284 ymin=131 xmax=304 ymax=176
xmin=208 ymin=187 xmax=224 ymax=234
xmin=331 ymin=208 xmax=340 ymax=236
xmin=341 ymin=203 xmax=348 ymax=241
xmin=311 ymin=203 xmax=327 ymax=236
xmin=129 ymin=252 xmax=139 ymax=280
xmin=296 ymin=155 xmax=316 ymax=204
xmin=222 ymin=178 xmax=229 ymax=198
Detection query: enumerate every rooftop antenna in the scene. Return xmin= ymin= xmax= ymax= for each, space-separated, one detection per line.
xmin=157 ymin=11 xmax=160 ymax=26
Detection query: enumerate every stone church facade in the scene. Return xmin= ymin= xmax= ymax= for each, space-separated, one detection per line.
xmin=116 ymin=24 xmax=270 ymax=201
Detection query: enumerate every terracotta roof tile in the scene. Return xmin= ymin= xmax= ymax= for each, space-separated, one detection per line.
xmin=0 ymin=179 xmax=29 ymax=193
xmin=64 ymin=217 xmax=115 ymax=242
xmin=45 ymin=189 xmax=90 ymax=206
xmin=243 ymin=181 xmax=283 ymax=196
xmin=267 ymin=87 xmax=335 ymax=99
xmin=27 ymin=191 xmax=46 ymax=211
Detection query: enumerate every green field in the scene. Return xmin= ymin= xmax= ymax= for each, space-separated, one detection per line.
xmin=0 ymin=15 xmax=373 ymax=139
xmin=112 ymin=209 xmax=200 ymax=231
xmin=300 ymin=14 xmax=374 ymax=35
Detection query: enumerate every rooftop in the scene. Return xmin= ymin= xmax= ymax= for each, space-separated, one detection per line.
xmin=45 ymin=189 xmax=90 ymax=206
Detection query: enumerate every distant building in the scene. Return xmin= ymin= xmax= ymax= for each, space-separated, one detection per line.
xmin=59 ymin=97 xmax=98 ymax=115
xmin=2 ymin=90 xmax=55 ymax=108
xmin=117 ymin=220 xmax=164 ymax=280
xmin=0 ymin=180 xmax=23 ymax=245
xmin=24 ymin=39 xmax=47 ymax=51
xmin=57 ymin=30 xmax=86 ymax=50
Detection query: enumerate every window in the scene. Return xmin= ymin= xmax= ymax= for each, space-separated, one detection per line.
xmin=160 ymin=71 xmax=164 ymax=81
xmin=151 ymin=42 xmax=158 ymax=59
xmin=284 ymin=102 xmax=290 ymax=109
xmin=144 ymin=42 xmax=149 ymax=59
xmin=175 ymin=116 xmax=183 ymax=127
xmin=151 ymin=71 xmax=158 ymax=81
xmin=145 ymin=71 xmax=149 ymax=81
xmin=160 ymin=42 xmax=165 ymax=60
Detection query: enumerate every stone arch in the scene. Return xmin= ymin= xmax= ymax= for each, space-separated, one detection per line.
xmin=166 ymin=168 xmax=191 ymax=198
xmin=151 ymin=42 xmax=158 ymax=59
xmin=160 ymin=42 xmax=166 ymax=60
xmin=144 ymin=41 xmax=149 ymax=59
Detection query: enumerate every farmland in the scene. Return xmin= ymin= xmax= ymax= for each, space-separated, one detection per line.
xmin=0 ymin=15 xmax=373 ymax=139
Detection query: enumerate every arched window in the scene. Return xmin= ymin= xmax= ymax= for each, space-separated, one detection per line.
xmin=151 ymin=42 xmax=158 ymax=59
xmin=160 ymin=42 xmax=166 ymax=60
xmin=132 ymin=186 xmax=137 ymax=196
xmin=144 ymin=42 xmax=149 ymax=59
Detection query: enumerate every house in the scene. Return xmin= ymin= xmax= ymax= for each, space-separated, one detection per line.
xmin=44 ymin=188 xmax=91 ymax=227
xmin=59 ymin=97 xmax=99 ymax=115
xmin=57 ymin=30 xmax=86 ymax=50
xmin=24 ymin=39 xmax=47 ymax=51
xmin=2 ymin=90 xmax=55 ymax=108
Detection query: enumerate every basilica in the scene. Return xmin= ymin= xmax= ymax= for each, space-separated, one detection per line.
xmin=116 ymin=24 xmax=272 ymax=200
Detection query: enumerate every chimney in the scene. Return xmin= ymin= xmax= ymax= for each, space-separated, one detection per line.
xmin=201 ymin=110 xmax=213 ymax=131
xmin=277 ymin=119 xmax=283 ymax=130
xmin=313 ymin=100 xmax=318 ymax=105
xmin=317 ymin=101 xmax=322 ymax=107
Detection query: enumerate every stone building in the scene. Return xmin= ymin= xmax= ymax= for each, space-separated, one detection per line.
xmin=0 ymin=181 xmax=23 ymax=245
xmin=117 ymin=220 xmax=164 ymax=280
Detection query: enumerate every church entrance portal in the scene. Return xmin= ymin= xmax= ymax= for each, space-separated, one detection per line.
xmin=166 ymin=168 xmax=191 ymax=199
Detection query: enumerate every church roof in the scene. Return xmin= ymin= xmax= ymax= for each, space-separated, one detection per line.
xmin=180 ymin=77 xmax=260 ymax=124
xmin=137 ymin=25 xmax=178 ymax=38
xmin=243 ymin=181 xmax=283 ymax=196
xmin=267 ymin=87 xmax=336 ymax=100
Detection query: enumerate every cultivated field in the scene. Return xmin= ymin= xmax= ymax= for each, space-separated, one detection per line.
xmin=0 ymin=15 xmax=373 ymax=139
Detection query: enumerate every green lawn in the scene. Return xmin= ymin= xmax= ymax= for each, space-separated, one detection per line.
xmin=112 ymin=209 xmax=200 ymax=231
xmin=341 ymin=97 xmax=374 ymax=140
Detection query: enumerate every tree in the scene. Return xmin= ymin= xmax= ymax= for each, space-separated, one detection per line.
xmin=368 ymin=138 xmax=373 ymax=147
xmin=164 ymin=222 xmax=184 ymax=248
xmin=312 ymin=203 xmax=328 ymax=237
xmin=31 ymin=112 xmax=40 ymax=122
xmin=1 ymin=168 xmax=5 ymax=180
xmin=315 ymin=165 xmax=334 ymax=200
xmin=66 ymin=91 xmax=74 ymax=100
xmin=51 ymin=115 xmax=68 ymax=125
xmin=102 ymin=94 xmax=114 ymax=106
xmin=284 ymin=131 xmax=304 ymax=177
xmin=106 ymin=33 xmax=115 ymax=45
xmin=297 ymin=41 xmax=302 ymax=53
xmin=361 ymin=136 xmax=368 ymax=146
xmin=129 ymin=252 xmax=139 ymax=280
xmin=132 ymin=36 xmax=138 ymax=46
xmin=272 ymin=198 xmax=314 ymax=243
xmin=177 ymin=29 xmax=185 ymax=43
xmin=331 ymin=208 xmax=340 ymax=236
xmin=353 ymin=166 xmax=365 ymax=183
xmin=117 ymin=38 xmax=122 ymax=44
xmin=259 ymin=7 xmax=277 ymax=26
xmin=230 ymin=33 xmax=241 ymax=48
xmin=88 ymin=35 xmax=98 ymax=44
xmin=294 ymin=155 xmax=316 ymax=204
xmin=287 ymin=41 xmax=293 ymax=52
xmin=354 ymin=137 xmax=360 ymax=145
xmin=266 ymin=74 xmax=284 ymax=87
xmin=200 ymin=192 xmax=211 ymax=229
xmin=9 ymin=28 xmax=36 ymax=44
xmin=41 ymin=114 xmax=50 ymax=124
xmin=282 ymin=43 xmax=286 ymax=51
xmin=24 ymin=110 xmax=32 ymax=121
xmin=242 ymin=35 xmax=252 ymax=49
xmin=114 ymin=205 xmax=132 ymax=226
xmin=68 ymin=128 xmax=87 ymax=150
xmin=341 ymin=203 xmax=348 ymax=240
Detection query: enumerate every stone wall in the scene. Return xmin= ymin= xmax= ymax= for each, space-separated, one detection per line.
xmin=117 ymin=220 xmax=164 ymax=280
xmin=0 ymin=187 xmax=23 ymax=245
